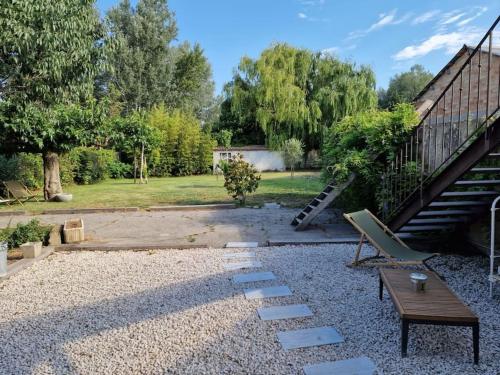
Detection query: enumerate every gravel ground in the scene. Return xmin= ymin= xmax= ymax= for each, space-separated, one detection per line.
xmin=0 ymin=245 xmax=498 ymax=375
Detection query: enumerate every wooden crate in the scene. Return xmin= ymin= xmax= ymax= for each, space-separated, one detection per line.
xmin=63 ymin=218 xmax=84 ymax=243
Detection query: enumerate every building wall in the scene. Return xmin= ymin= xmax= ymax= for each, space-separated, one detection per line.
xmin=415 ymin=50 xmax=500 ymax=169
xmin=213 ymin=150 xmax=285 ymax=172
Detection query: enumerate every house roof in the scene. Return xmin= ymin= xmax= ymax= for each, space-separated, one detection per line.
xmin=213 ymin=145 xmax=269 ymax=151
xmin=413 ymin=44 xmax=500 ymax=103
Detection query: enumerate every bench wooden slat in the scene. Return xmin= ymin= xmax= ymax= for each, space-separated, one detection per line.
xmin=380 ymin=269 xmax=478 ymax=323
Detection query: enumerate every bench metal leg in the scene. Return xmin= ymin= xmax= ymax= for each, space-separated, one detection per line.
xmin=401 ymin=319 xmax=409 ymax=357
xmin=473 ymin=323 xmax=479 ymax=365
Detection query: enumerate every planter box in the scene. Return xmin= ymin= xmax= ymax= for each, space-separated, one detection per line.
xmin=63 ymin=218 xmax=84 ymax=243
xmin=20 ymin=241 xmax=42 ymax=258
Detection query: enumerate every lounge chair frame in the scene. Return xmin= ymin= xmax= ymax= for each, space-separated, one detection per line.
xmin=2 ymin=180 xmax=39 ymax=206
xmin=344 ymin=209 xmax=439 ymax=271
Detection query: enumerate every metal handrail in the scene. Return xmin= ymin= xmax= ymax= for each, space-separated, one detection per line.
xmin=490 ymin=195 xmax=500 ymax=298
xmin=383 ymin=15 xmax=500 ymax=221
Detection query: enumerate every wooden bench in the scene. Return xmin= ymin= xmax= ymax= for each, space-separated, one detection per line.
xmin=379 ymin=269 xmax=479 ymax=364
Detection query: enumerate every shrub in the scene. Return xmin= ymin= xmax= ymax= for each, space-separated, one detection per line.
xmin=147 ymin=106 xmax=215 ymax=177
xmin=281 ymin=138 xmax=304 ymax=177
xmin=5 ymin=219 xmax=51 ymax=249
xmin=61 ymin=147 xmax=121 ymax=185
xmin=223 ymin=154 xmax=261 ymax=205
xmin=107 ymin=160 xmax=133 ymax=179
xmin=322 ymin=103 xmax=419 ymax=211
xmin=0 ymin=153 xmax=44 ymax=189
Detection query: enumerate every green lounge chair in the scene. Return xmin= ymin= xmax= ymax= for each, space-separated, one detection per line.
xmin=344 ymin=209 xmax=438 ymax=270
xmin=2 ymin=180 xmax=39 ymax=206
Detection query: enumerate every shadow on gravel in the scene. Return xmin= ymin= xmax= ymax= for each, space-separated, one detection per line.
xmin=0 ymin=270 xmax=240 ymax=374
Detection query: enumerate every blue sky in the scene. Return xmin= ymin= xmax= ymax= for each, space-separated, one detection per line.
xmin=96 ymin=0 xmax=500 ymax=95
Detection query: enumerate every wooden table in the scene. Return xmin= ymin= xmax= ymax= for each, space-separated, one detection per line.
xmin=379 ymin=269 xmax=479 ymax=364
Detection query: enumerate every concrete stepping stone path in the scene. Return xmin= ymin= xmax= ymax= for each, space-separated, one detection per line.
xmin=244 ymin=285 xmax=292 ymax=299
xmin=223 ymin=252 xmax=256 ymax=259
xmin=232 ymin=272 xmax=276 ymax=284
xmin=225 ymin=242 xmax=259 ymax=248
xmin=277 ymin=326 xmax=343 ymax=350
xmin=257 ymin=304 xmax=313 ymax=321
xmin=303 ymin=357 xmax=377 ymax=375
xmin=223 ymin=260 xmax=262 ymax=270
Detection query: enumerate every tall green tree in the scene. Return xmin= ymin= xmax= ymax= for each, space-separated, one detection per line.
xmin=221 ymin=43 xmax=377 ymax=150
xmin=378 ymin=64 xmax=433 ymax=109
xmin=106 ymin=0 xmax=178 ymax=112
xmin=171 ymin=42 xmax=215 ymax=120
xmin=0 ymin=0 xmax=104 ymax=200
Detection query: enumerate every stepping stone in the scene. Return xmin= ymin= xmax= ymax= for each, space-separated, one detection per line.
xmin=244 ymin=285 xmax=292 ymax=299
xmin=233 ymin=272 xmax=276 ymax=284
xmin=277 ymin=326 xmax=343 ymax=350
xmin=225 ymin=242 xmax=259 ymax=248
xmin=223 ymin=252 xmax=256 ymax=259
xmin=224 ymin=261 xmax=262 ymax=270
xmin=303 ymin=357 xmax=377 ymax=375
xmin=257 ymin=304 xmax=313 ymax=321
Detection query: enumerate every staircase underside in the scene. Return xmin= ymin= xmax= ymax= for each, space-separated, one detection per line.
xmin=389 ymin=117 xmax=500 ymax=238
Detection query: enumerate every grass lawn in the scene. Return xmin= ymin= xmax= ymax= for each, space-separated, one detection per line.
xmin=1 ymin=171 xmax=325 ymax=212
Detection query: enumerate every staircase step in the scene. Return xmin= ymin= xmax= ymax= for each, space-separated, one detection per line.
xmin=399 ymin=225 xmax=454 ymax=232
xmin=441 ymin=191 xmax=499 ymax=197
xmin=429 ymin=201 xmax=488 ymax=207
xmin=470 ymin=167 xmax=500 ymax=173
xmin=408 ymin=218 xmax=467 ymax=225
xmin=417 ymin=209 xmax=476 ymax=217
xmin=455 ymin=180 xmax=500 ymax=186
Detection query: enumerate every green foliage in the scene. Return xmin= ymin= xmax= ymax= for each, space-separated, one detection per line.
xmin=69 ymin=148 xmax=118 ymax=185
xmin=106 ymin=0 xmax=177 ymax=111
xmin=215 ymin=129 xmax=233 ymax=148
xmin=147 ymin=105 xmax=215 ymax=176
xmin=0 ymin=153 xmax=44 ymax=189
xmin=4 ymin=219 xmax=51 ymax=249
xmin=378 ymin=65 xmax=433 ymax=109
xmin=223 ymin=155 xmax=261 ymax=205
xmin=222 ymin=43 xmax=377 ymax=150
xmin=281 ymin=139 xmax=304 ymax=177
xmin=322 ymin=103 xmax=419 ymax=211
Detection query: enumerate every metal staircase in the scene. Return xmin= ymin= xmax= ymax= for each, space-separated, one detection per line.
xmin=382 ymin=16 xmax=500 ymax=239
xmin=291 ymin=173 xmax=355 ymax=231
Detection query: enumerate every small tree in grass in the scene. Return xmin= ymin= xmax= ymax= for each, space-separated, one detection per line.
xmin=281 ymin=138 xmax=304 ymax=178
xmin=223 ymin=155 xmax=261 ymax=205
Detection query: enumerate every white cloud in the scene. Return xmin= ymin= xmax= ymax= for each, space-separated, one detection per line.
xmin=347 ymin=9 xmax=411 ymax=40
xmin=456 ymin=6 xmax=487 ymax=26
xmin=299 ymin=0 xmax=325 ymax=6
xmin=412 ymin=10 xmax=440 ymax=25
xmin=393 ymin=28 xmax=484 ymax=60
xmin=298 ymin=12 xmax=307 ymax=19
xmin=440 ymin=11 xmax=467 ymax=25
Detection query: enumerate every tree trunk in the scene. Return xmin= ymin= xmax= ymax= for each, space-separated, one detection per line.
xmin=140 ymin=142 xmax=144 ymax=184
xmin=43 ymin=151 xmax=63 ymax=201
xmin=133 ymin=151 xmax=137 ymax=184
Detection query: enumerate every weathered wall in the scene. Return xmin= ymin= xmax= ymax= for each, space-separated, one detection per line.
xmin=213 ymin=150 xmax=285 ymax=172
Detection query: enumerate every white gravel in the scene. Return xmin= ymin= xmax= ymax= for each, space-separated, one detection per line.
xmin=0 ymin=245 xmax=499 ymax=375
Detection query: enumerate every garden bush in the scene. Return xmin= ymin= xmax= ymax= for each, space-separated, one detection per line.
xmin=63 ymin=147 xmax=122 ymax=185
xmin=223 ymin=154 xmax=261 ymax=205
xmin=0 ymin=153 xmax=44 ymax=189
xmin=322 ymin=103 xmax=419 ymax=212
xmin=2 ymin=219 xmax=51 ymax=249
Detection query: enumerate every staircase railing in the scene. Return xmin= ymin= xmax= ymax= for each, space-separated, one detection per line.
xmin=382 ymin=16 xmax=500 ymax=221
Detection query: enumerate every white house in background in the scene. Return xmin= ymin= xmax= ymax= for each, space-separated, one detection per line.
xmin=213 ymin=145 xmax=285 ymax=172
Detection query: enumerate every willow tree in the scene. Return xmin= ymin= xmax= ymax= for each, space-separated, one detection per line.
xmin=226 ymin=43 xmax=377 ymax=150
xmin=0 ymin=0 xmax=104 ymax=200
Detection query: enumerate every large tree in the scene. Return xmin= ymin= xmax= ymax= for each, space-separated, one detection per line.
xmin=378 ymin=64 xmax=434 ymax=109
xmin=219 ymin=43 xmax=377 ymax=150
xmin=0 ymin=0 xmax=104 ymax=200
xmin=106 ymin=0 xmax=178 ymax=112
